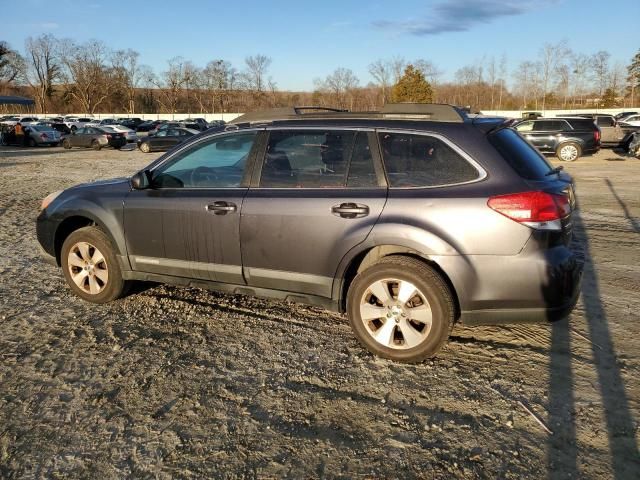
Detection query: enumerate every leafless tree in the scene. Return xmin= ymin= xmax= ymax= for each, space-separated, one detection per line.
xmin=59 ymin=39 xmax=118 ymax=114
xmin=591 ymin=50 xmax=611 ymax=100
xmin=244 ymin=54 xmax=272 ymax=92
xmin=390 ymin=56 xmax=407 ymax=84
xmin=571 ymin=53 xmax=591 ymax=107
xmin=315 ymin=68 xmax=360 ymax=109
xmin=111 ymin=49 xmax=147 ymax=114
xmin=23 ymin=34 xmax=60 ymax=113
xmin=368 ymin=59 xmax=391 ymax=104
xmin=498 ymin=54 xmax=508 ymax=109
xmin=539 ymin=40 xmax=570 ymax=112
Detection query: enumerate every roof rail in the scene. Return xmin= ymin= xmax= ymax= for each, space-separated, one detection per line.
xmin=380 ymin=103 xmax=465 ymax=122
xmin=230 ymin=106 xmax=348 ymax=125
xmin=229 ymin=103 xmax=467 ymax=125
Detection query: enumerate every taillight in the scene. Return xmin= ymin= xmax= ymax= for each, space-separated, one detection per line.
xmin=594 ymin=129 xmax=600 ymax=142
xmin=488 ymin=191 xmax=571 ymax=230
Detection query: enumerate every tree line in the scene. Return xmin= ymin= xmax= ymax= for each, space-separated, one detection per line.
xmin=0 ymin=35 xmax=638 ymax=114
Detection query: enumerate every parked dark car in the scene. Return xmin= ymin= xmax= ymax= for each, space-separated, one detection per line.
xmin=36 ymin=104 xmax=583 ymax=362
xmin=136 ymin=120 xmax=165 ymax=132
xmin=119 ymin=118 xmax=144 ymax=129
xmin=183 ymin=118 xmax=209 ymax=131
xmin=137 ymin=127 xmax=198 ymax=152
xmin=61 ymin=126 xmax=127 ymax=150
xmin=207 ymin=120 xmax=226 ymax=129
xmin=148 ymin=122 xmax=185 ymax=137
xmin=513 ymin=117 xmax=600 ymax=161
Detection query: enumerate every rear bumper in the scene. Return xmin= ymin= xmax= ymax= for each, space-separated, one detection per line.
xmin=434 ymin=242 xmax=584 ymax=326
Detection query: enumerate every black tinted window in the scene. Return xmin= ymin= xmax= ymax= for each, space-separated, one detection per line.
xmin=347 ymin=132 xmax=378 ymax=187
xmin=533 ymin=120 xmax=565 ymax=131
xmin=378 ymin=132 xmax=479 ymax=187
xmin=596 ymin=116 xmax=614 ymax=127
xmin=489 ymin=128 xmax=553 ymax=180
xmin=260 ymin=130 xmax=354 ymax=188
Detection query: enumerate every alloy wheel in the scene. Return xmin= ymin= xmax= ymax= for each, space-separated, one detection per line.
xmin=359 ymin=278 xmax=433 ymax=349
xmin=67 ymin=241 xmax=109 ymax=294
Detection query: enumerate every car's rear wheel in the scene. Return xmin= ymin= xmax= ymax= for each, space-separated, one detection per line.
xmin=61 ymin=226 xmax=129 ymax=303
xmin=556 ymin=142 xmax=581 ymax=162
xmin=139 ymin=142 xmax=150 ymax=153
xmin=92 ymin=140 xmax=101 ymax=151
xmin=346 ymin=256 xmax=454 ymax=362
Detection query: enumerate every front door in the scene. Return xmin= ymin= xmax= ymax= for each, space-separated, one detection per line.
xmin=123 ymin=130 xmax=260 ymax=284
xmin=240 ymin=129 xmax=387 ymax=298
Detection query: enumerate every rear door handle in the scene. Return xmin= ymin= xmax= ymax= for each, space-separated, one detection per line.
xmin=206 ymin=201 xmax=237 ymax=215
xmin=332 ymin=202 xmax=369 ymax=219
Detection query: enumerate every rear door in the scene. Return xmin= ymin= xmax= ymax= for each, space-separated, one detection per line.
xmin=240 ymin=128 xmax=387 ymax=297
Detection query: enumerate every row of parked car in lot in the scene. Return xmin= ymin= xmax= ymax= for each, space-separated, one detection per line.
xmin=1 ymin=111 xmax=639 ymax=160
xmin=508 ymin=110 xmax=640 ymax=161
xmin=0 ymin=115 xmax=226 ymax=152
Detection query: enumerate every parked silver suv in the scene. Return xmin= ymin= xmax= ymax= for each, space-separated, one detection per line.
xmin=36 ymin=104 xmax=582 ymax=362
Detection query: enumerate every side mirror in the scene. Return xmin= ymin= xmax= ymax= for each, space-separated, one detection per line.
xmin=131 ymin=170 xmax=150 ymax=190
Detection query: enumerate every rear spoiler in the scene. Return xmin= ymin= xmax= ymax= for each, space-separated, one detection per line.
xmin=471 ymin=116 xmax=512 ymax=134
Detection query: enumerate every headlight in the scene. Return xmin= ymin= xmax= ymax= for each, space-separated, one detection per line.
xmin=41 ymin=190 xmax=62 ymax=210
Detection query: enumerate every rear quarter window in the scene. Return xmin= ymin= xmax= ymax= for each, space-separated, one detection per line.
xmin=378 ymin=132 xmax=480 ymax=188
xmin=488 ymin=128 xmax=554 ymax=180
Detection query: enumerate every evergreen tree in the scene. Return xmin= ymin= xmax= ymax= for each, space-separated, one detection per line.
xmin=391 ymin=65 xmax=433 ymax=103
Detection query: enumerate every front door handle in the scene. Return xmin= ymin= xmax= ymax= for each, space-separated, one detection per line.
xmin=332 ymin=202 xmax=369 ymax=219
xmin=206 ymin=201 xmax=237 ymax=215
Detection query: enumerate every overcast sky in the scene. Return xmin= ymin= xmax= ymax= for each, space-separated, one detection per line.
xmin=3 ymin=0 xmax=639 ymax=90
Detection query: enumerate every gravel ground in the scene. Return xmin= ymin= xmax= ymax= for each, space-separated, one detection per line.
xmin=0 ymin=144 xmax=638 ymax=479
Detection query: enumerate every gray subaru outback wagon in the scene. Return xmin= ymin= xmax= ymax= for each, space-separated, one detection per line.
xmin=37 ymin=104 xmax=582 ymax=362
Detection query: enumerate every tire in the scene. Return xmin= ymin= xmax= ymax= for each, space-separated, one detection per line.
xmin=71 ymin=125 xmax=77 ymax=132
xmin=556 ymin=142 xmax=581 ymax=162
xmin=63 ymin=139 xmax=71 ymax=149
xmin=139 ymin=142 xmax=150 ymax=153
xmin=92 ymin=140 xmax=101 ymax=151
xmin=60 ymin=226 xmax=129 ymax=304
xmin=28 ymin=137 xmax=37 ymax=147
xmin=346 ymin=256 xmax=455 ymax=362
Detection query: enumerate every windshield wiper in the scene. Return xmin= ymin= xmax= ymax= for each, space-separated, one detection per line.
xmin=546 ymin=165 xmax=564 ymax=176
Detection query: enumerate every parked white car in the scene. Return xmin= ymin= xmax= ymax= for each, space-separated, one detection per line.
xmin=63 ymin=117 xmax=94 ymax=131
xmin=619 ymin=115 xmax=640 ymax=127
xmin=1 ymin=116 xmax=40 ymax=126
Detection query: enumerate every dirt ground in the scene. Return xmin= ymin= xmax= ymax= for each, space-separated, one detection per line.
xmin=0 ymin=144 xmax=638 ymax=479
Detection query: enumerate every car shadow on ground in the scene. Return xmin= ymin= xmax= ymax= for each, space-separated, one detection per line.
xmin=547 ymin=204 xmax=639 ymax=479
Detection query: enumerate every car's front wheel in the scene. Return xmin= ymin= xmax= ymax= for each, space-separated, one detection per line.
xmin=139 ymin=142 xmax=151 ymax=153
xmin=346 ymin=256 xmax=454 ymax=362
xmin=62 ymin=139 xmax=71 ymax=149
xmin=61 ymin=226 xmax=129 ymax=303
xmin=556 ymin=142 xmax=581 ymax=162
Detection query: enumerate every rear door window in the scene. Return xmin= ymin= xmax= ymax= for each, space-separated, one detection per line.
xmin=378 ymin=132 xmax=480 ymax=188
xmin=259 ymin=130 xmax=354 ymax=188
xmin=488 ymin=128 xmax=554 ymax=180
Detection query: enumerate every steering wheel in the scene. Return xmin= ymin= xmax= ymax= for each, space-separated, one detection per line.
xmin=189 ymin=166 xmax=218 ymax=186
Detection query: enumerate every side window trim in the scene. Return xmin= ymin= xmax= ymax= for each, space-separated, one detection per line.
xmin=374 ymin=129 xmax=487 ymax=189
